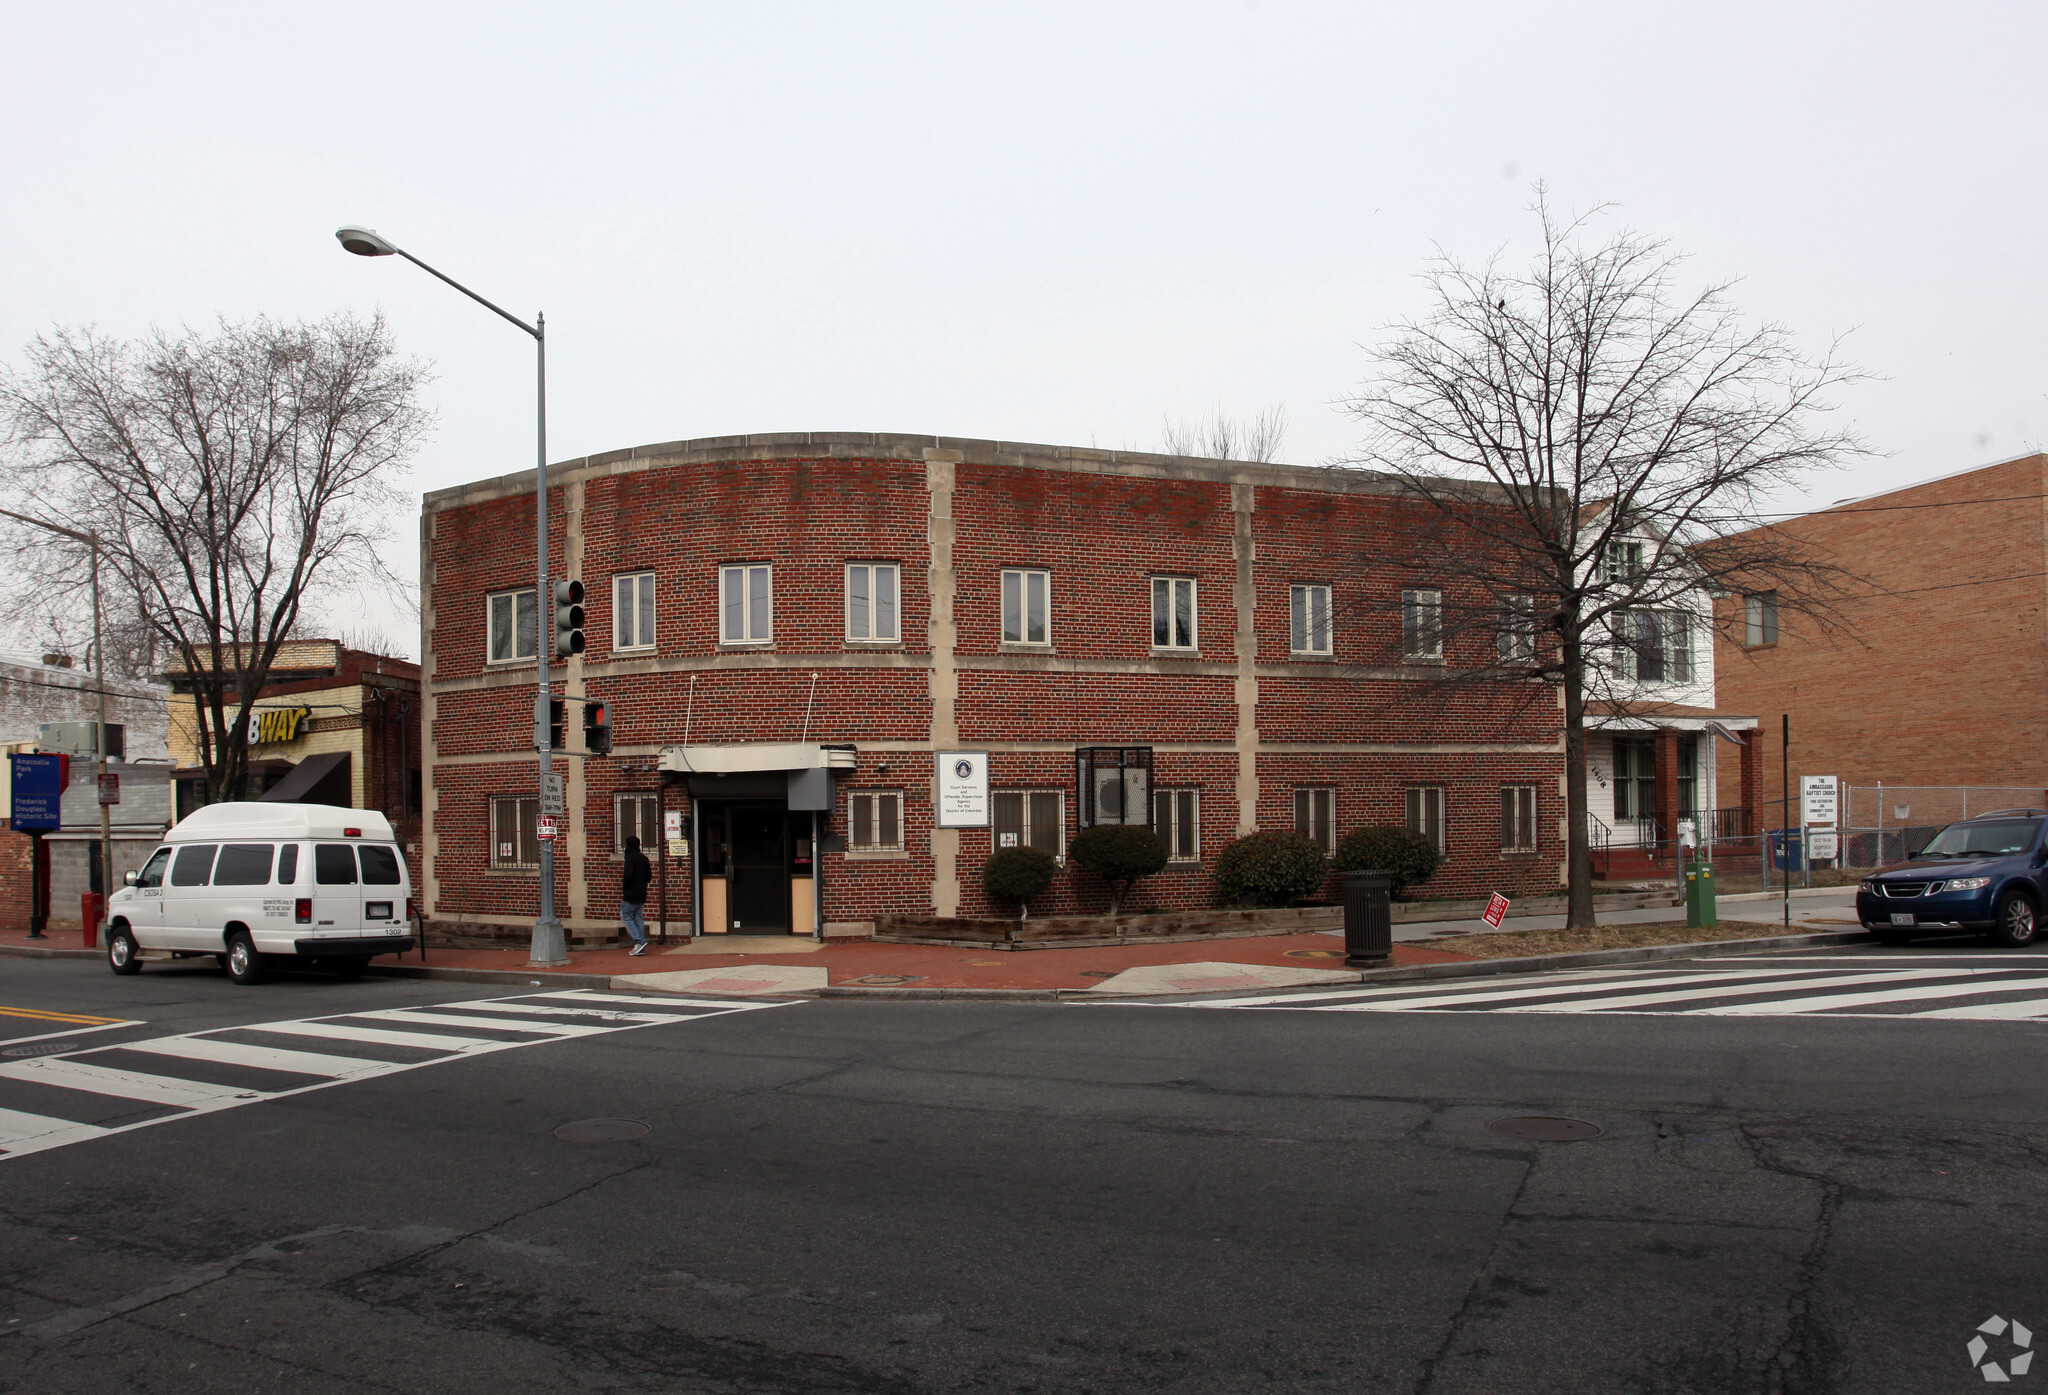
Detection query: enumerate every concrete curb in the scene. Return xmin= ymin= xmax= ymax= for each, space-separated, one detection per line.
xmin=0 ymin=944 xmax=101 ymax=961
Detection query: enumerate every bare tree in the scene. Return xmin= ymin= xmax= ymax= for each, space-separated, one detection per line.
xmin=1 ymin=313 xmax=432 ymax=803
xmin=1161 ymin=405 xmax=1288 ymax=462
xmin=1339 ymin=192 xmax=1865 ymax=929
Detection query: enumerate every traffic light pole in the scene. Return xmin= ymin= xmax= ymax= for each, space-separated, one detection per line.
xmin=531 ymin=314 xmax=567 ymax=965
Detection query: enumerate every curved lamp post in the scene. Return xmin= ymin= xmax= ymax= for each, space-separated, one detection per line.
xmin=335 ymin=226 xmax=568 ymax=967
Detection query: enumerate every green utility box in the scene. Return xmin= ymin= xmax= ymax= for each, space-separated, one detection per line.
xmin=1684 ymin=859 xmax=1717 ymax=929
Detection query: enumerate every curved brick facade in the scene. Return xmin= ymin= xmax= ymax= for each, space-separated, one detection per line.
xmin=422 ymin=433 xmax=1565 ymax=939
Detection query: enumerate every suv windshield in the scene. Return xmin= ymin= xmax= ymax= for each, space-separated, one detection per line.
xmin=1915 ymin=819 xmax=2042 ymax=858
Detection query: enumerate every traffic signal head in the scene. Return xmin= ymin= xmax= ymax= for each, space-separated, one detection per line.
xmin=553 ymin=579 xmax=586 ymax=657
xmin=547 ymin=696 xmax=566 ymax=750
xmin=583 ymin=700 xmax=612 ymax=757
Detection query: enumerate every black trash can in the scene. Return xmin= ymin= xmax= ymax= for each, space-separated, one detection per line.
xmin=1343 ymin=868 xmax=1394 ymax=966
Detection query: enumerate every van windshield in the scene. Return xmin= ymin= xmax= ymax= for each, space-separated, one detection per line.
xmin=1916 ymin=820 xmax=2041 ymax=858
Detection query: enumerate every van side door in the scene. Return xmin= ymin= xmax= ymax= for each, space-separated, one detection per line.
xmin=127 ymin=847 xmax=172 ymax=947
xmin=164 ymin=844 xmax=219 ymax=951
xmin=311 ymin=843 xmax=362 ymax=938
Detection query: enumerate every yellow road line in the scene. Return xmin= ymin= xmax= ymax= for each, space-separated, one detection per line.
xmin=0 ymin=1006 xmax=126 ymax=1026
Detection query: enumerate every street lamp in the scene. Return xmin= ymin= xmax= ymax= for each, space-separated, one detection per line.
xmin=335 ymin=225 xmax=568 ymax=967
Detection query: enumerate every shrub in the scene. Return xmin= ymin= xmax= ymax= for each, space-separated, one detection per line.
xmin=982 ymin=846 xmax=1059 ymax=919
xmin=1333 ymin=825 xmax=1443 ymax=898
xmin=1214 ymin=830 xmax=1328 ymax=907
xmin=1069 ymin=824 xmax=1169 ymax=914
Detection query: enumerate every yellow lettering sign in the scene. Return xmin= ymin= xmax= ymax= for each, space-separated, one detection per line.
xmin=247 ymin=706 xmax=310 ymax=745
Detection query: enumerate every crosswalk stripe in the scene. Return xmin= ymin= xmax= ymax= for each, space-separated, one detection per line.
xmin=1694 ymin=979 xmax=2048 ymax=1015
xmin=1235 ymin=968 xmax=1841 ymax=1012
xmin=0 ymin=1106 xmax=109 ymax=1149
xmin=1505 ymin=969 xmax=2017 ymax=1013
xmin=1914 ymin=997 xmax=2048 ymax=1020
xmin=0 ymin=1057 xmax=258 ymax=1108
xmin=252 ymin=1020 xmax=486 ymax=1052
xmin=412 ymin=1002 xmax=687 ymax=1024
xmin=362 ymin=1010 xmax=602 ymax=1036
xmin=122 ymin=1037 xmax=397 ymax=1079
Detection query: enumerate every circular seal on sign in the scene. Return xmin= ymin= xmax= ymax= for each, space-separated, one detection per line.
xmin=954 ymin=759 xmax=974 ymax=779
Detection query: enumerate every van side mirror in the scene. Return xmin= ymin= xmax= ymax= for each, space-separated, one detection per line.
xmin=123 ymin=870 xmax=138 ymax=887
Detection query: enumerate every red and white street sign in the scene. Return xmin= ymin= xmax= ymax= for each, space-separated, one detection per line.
xmin=537 ymin=814 xmax=559 ymax=841
xmin=97 ymin=773 xmax=120 ymax=806
xmin=1482 ymin=892 xmax=1511 ymax=929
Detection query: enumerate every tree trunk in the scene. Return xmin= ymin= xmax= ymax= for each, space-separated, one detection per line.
xmin=1561 ymin=636 xmax=1597 ymax=932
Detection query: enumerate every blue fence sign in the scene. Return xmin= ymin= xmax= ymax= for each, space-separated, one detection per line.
xmin=9 ymin=753 xmax=69 ymax=832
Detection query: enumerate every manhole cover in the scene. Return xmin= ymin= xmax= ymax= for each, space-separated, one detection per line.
xmin=3 ymin=1042 xmax=80 ymax=1058
xmin=1284 ymin=949 xmax=1347 ymax=960
xmin=1488 ymin=1116 xmax=1604 ymax=1142
xmin=553 ymin=1118 xmax=651 ymax=1143
xmin=1079 ymin=970 xmax=1118 ymax=979
xmin=842 ymin=974 xmax=924 ymax=986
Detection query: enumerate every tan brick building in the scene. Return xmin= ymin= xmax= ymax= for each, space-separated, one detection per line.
xmin=1713 ymin=452 xmax=2048 ymax=829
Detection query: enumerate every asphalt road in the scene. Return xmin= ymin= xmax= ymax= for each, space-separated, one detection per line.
xmin=2 ymin=944 xmax=2045 ymax=1394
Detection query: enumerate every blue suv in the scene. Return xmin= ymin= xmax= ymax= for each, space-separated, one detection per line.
xmin=1857 ymin=810 xmax=2048 ymax=947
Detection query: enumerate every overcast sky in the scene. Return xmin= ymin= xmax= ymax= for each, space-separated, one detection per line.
xmin=5 ymin=2 xmax=2044 ymax=654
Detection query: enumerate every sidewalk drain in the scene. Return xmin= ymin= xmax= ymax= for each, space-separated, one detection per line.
xmin=554 ymin=1119 xmax=651 ymax=1143
xmin=1284 ymin=949 xmax=1346 ymax=960
xmin=1488 ymin=1116 xmax=1603 ymax=1142
xmin=1079 ymin=971 xmax=1118 ymax=979
xmin=3 ymin=1042 xmax=79 ymax=1057
xmin=842 ymin=975 xmax=925 ymax=986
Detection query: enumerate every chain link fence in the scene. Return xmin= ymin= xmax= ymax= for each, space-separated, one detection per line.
xmin=1833 ymin=786 xmax=2048 ymax=869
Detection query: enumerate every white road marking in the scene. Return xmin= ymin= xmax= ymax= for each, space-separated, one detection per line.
xmin=1505 ymin=969 xmax=2011 ymax=1013
xmin=121 ymin=1036 xmax=399 ymax=1079
xmin=249 ymin=1020 xmax=500 ymax=1051
xmin=0 ymin=1057 xmax=258 ymax=1108
xmin=0 ymin=1106 xmax=107 ymax=1150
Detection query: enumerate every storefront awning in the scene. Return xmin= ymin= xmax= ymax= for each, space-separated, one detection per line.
xmin=657 ymin=743 xmax=858 ymax=776
xmin=257 ymin=750 xmax=352 ymax=804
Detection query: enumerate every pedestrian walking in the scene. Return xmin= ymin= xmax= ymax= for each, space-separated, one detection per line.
xmin=620 ymin=835 xmax=652 ymax=956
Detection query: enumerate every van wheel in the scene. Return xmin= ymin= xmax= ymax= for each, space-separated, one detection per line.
xmin=1990 ymin=891 xmax=2039 ymax=948
xmin=225 ymin=932 xmax=267 ymax=985
xmin=325 ymin=956 xmax=371 ymax=979
xmin=107 ymin=926 xmax=142 ymax=975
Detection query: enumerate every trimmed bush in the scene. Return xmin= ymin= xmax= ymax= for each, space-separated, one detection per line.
xmin=982 ymin=846 xmax=1059 ymax=920
xmin=1214 ymin=830 xmax=1329 ymax=908
xmin=1069 ymin=824 xmax=1169 ymax=914
xmin=1333 ymin=825 xmax=1443 ymax=898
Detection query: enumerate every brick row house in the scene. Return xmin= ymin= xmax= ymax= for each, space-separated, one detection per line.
xmin=421 ymin=433 xmax=1571 ymax=943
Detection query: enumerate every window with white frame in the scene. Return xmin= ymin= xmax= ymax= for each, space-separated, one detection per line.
xmin=615 ymin=792 xmax=660 ymax=854
xmin=1001 ymin=569 xmax=1049 ymax=645
xmin=1294 ymin=787 xmax=1335 ymax=855
xmin=848 ymin=790 xmax=904 ymax=852
xmin=1290 ymin=584 xmax=1332 ymax=655
xmin=1744 ymin=590 xmax=1779 ymax=646
xmin=1501 ymin=786 xmax=1537 ymax=852
xmin=720 ymin=564 xmax=772 ymax=644
xmin=1613 ymin=609 xmax=1693 ymax=684
xmin=1152 ymin=788 xmax=1200 ymax=861
xmin=845 ymin=563 xmax=900 ymax=642
xmin=1407 ymin=786 xmax=1446 ymax=853
xmin=993 ymin=790 xmax=1064 ymax=856
xmin=487 ymin=589 xmax=538 ymax=664
xmin=1151 ymin=576 xmax=1197 ymax=650
xmin=1401 ymin=588 xmax=1442 ymax=660
xmin=614 ymin=572 xmax=656 ymax=652
xmin=1497 ymin=594 xmax=1537 ymax=663
xmin=490 ymin=796 xmax=539 ymax=868
xmin=1604 ymin=540 xmax=1645 ymax=582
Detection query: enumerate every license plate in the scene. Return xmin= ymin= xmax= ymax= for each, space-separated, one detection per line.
xmin=1890 ymin=913 xmax=1915 ymax=927
xmin=366 ymin=901 xmax=393 ymax=921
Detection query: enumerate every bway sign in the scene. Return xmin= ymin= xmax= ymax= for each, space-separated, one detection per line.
xmin=248 ymin=706 xmax=312 ymax=746
xmin=935 ymin=751 xmax=989 ymax=828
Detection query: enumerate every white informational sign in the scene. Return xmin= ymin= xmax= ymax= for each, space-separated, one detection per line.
xmin=666 ymin=839 xmax=688 ymax=858
xmin=935 ymin=751 xmax=990 ymax=828
xmin=1806 ymin=830 xmax=1839 ymax=861
xmin=541 ymin=772 xmax=566 ymax=816
xmin=1801 ymin=775 xmax=1838 ymax=826
xmin=664 ymin=810 xmax=684 ymax=840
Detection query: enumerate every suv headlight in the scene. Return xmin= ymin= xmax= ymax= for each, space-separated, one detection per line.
xmin=1945 ymin=876 xmax=1991 ymax=892
xmin=1858 ymin=879 xmax=1876 ymax=893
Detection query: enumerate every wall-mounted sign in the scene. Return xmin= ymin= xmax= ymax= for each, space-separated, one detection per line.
xmin=936 ymin=751 xmax=989 ymax=828
xmin=248 ymin=705 xmax=312 ymax=746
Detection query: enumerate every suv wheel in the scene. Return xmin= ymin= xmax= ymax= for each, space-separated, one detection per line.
xmin=1990 ymin=890 xmax=2038 ymax=948
xmin=225 ymin=931 xmax=267 ymax=985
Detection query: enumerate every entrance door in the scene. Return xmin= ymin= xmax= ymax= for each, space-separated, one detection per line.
xmin=728 ymin=805 xmax=790 ymax=931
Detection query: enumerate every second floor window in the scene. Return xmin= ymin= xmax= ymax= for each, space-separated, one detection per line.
xmin=1002 ymin=569 xmax=1049 ymax=645
xmin=1604 ymin=540 xmax=1645 ymax=582
xmin=846 ymin=563 xmax=900 ymax=642
xmin=1152 ymin=576 xmax=1197 ymax=649
xmin=1291 ymin=584 xmax=1331 ymax=655
xmin=488 ymin=588 xmax=538 ymax=664
xmin=1745 ymin=590 xmax=1779 ymax=645
xmin=614 ymin=572 xmax=656 ymax=651
xmin=1497 ymin=595 xmax=1536 ymax=663
xmin=1401 ymin=588 xmax=1442 ymax=660
xmin=1615 ymin=609 xmax=1693 ymax=684
xmin=721 ymin=564 xmax=772 ymax=644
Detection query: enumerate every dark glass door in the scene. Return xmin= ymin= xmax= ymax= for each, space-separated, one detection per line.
xmin=728 ymin=804 xmax=789 ymax=930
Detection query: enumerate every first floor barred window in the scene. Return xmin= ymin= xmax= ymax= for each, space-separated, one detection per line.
xmin=1501 ymin=786 xmax=1537 ymax=852
xmin=491 ymin=796 xmax=539 ymax=868
xmin=1295 ymin=787 xmax=1334 ymax=854
xmin=1407 ymin=786 xmax=1446 ymax=853
xmin=849 ymin=791 xmax=904 ymax=852
xmin=993 ymin=790 xmax=1064 ymax=856
xmin=1152 ymin=788 xmax=1200 ymax=860
xmin=616 ymin=793 xmax=660 ymax=854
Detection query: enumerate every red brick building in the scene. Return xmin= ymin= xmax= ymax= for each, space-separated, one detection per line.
xmin=422 ymin=434 xmax=1567 ymax=942
xmin=1713 ymin=451 xmax=2048 ymax=828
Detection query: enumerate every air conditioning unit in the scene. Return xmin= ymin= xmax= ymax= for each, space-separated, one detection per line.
xmin=1076 ymin=746 xmax=1152 ymax=827
xmin=36 ymin=722 xmax=124 ymax=760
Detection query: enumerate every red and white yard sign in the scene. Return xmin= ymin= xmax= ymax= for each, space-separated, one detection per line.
xmin=1482 ymin=893 xmax=1511 ymax=928
xmin=537 ymin=815 xmax=559 ymax=841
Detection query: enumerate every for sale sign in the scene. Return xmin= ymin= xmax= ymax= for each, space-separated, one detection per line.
xmin=1482 ymin=892 xmax=1511 ymax=929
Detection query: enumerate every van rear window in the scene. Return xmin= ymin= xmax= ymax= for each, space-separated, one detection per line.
xmin=170 ymin=845 xmax=218 ymax=887
xmin=358 ymin=846 xmax=403 ymax=885
xmin=214 ymin=844 xmax=275 ymax=886
xmin=314 ymin=845 xmax=359 ymax=885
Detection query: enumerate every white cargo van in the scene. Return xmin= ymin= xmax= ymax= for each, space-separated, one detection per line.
xmin=105 ymin=802 xmax=415 ymax=984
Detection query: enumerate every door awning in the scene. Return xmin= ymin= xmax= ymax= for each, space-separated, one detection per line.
xmin=257 ymin=750 xmax=351 ymax=803
xmin=657 ymin=743 xmax=857 ymax=775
